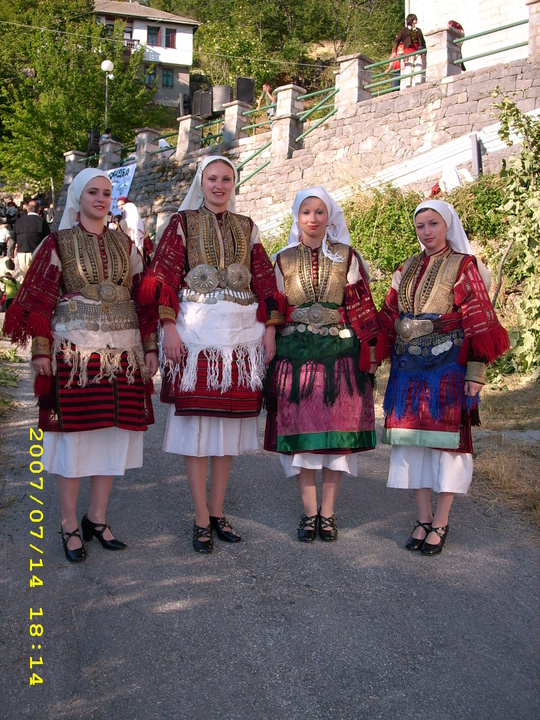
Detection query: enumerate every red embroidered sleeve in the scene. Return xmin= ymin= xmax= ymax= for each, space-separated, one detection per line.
xmin=344 ymin=253 xmax=389 ymax=367
xmin=138 ymin=214 xmax=186 ymax=316
xmin=454 ymin=257 xmax=510 ymax=364
xmin=3 ymin=235 xmax=61 ymax=345
xmin=251 ymin=242 xmax=286 ymax=325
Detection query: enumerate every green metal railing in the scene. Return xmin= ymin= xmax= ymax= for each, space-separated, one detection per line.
xmin=453 ymin=19 xmax=528 ymax=65
xmin=294 ymin=87 xmax=339 ymax=143
xmin=363 ymin=49 xmax=427 ymax=96
xmin=148 ymin=131 xmax=177 ymax=155
xmin=241 ymin=103 xmax=275 ymax=134
xmin=235 ymin=140 xmax=272 ymax=188
xmin=194 ymin=117 xmax=224 ymax=148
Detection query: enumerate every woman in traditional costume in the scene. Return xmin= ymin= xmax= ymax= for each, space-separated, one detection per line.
xmin=379 ymin=200 xmax=509 ymax=555
xmin=3 ymin=168 xmax=158 ymax=562
xmin=140 ymin=156 xmax=283 ymax=553
xmin=264 ymin=187 xmax=386 ymax=542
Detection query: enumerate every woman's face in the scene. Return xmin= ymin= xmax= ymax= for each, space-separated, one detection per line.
xmin=79 ymin=177 xmax=112 ymax=225
xmin=201 ymin=161 xmax=235 ymax=212
xmin=298 ymin=196 xmax=329 ymax=245
xmin=414 ymin=209 xmax=448 ymax=255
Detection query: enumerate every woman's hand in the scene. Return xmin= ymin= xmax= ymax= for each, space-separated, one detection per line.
xmin=145 ymin=351 xmax=159 ymax=377
xmin=32 ymin=357 xmax=52 ymax=376
xmin=464 ymin=380 xmax=483 ymax=397
xmin=262 ymin=325 xmax=276 ymax=365
xmin=162 ymin=320 xmax=185 ymax=363
xmin=368 ymin=362 xmax=378 ymax=374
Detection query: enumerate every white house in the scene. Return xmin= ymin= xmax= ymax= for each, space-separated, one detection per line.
xmin=94 ymin=1 xmax=199 ymax=107
xmin=407 ymin=0 xmax=529 ymax=72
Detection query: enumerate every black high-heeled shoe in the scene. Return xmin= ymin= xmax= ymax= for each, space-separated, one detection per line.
xmin=298 ymin=513 xmax=318 ymax=542
xmin=318 ymin=512 xmax=338 ymax=542
xmin=59 ymin=527 xmax=87 ymax=563
xmin=81 ymin=514 xmax=127 ymax=551
xmin=421 ymin=525 xmax=449 ymax=556
xmin=193 ymin=523 xmax=213 ymax=553
xmin=209 ymin=515 xmax=241 ymax=542
xmin=405 ymin=520 xmax=433 ymax=551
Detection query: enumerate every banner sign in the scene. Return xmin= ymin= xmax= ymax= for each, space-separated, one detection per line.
xmin=107 ymin=164 xmax=136 ymax=215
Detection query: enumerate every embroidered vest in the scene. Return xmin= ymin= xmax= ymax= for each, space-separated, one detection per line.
xmin=278 ymin=243 xmax=350 ymax=306
xmin=183 ymin=207 xmax=251 ymax=272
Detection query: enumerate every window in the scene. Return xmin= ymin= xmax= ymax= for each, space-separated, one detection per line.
xmin=145 ymin=66 xmax=156 ymax=87
xmin=123 ymin=26 xmax=133 ymax=40
xmin=147 ymin=26 xmax=160 ymax=46
xmin=165 ymin=28 xmax=176 ymax=49
xmin=162 ymin=68 xmax=174 ymax=88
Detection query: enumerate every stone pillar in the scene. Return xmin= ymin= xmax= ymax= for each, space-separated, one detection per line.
xmin=63 ymin=150 xmax=86 ymax=185
xmin=176 ymin=115 xmax=203 ymax=160
xmin=98 ymin=139 xmax=122 ymax=170
xmin=425 ymin=26 xmax=464 ymax=81
xmin=222 ymin=100 xmax=252 ymax=144
xmin=527 ymin=0 xmax=540 ymax=61
xmin=336 ymin=54 xmax=372 ymax=116
xmin=135 ymin=127 xmax=160 ymax=165
xmin=271 ymin=84 xmax=306 ymax=161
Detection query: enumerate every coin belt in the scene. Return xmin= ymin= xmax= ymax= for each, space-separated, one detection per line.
xmin=52 ymin=299 xmax=139 ymax=333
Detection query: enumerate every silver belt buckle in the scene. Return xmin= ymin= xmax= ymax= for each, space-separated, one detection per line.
xmin=395 ymin=317 xmax=434 ymax=340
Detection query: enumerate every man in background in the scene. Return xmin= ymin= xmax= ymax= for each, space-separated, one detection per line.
xmin=13 ymin=199 xmax=50 ymax=276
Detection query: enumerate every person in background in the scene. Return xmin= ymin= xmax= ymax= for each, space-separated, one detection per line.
xmin=3 ymin=168 xmax=158 ymax=563
xmin=379 ymin=200 xmax=509 ymax=556
xmin=390 ymin=14 xmax=426 ymax=88
xmin=385 ymin=38 xmax=405 ymax=91
xmin=0 ymin=217 xmax=12 ymax=257
xmin=117 ymin=196 xmax=145 ymax=253
xmin=0 ymin=258 xmax=21 ymax=310
xmin=13 ymin=199 xmax=50 ymax=276
xmin=257 ymin=81 xmax=276 ymax=123
xmin=264 ymin=187 xmax=386 ymax=542
xmin=140 ymin=155 xmax=283 ymax=554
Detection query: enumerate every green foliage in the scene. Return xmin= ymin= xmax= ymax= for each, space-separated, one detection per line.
xmin=344 ymin=186 xmax=423 ymax=307
xmin=157 ymin=0 xmax=403 ymax=93
xmin=491 ymin=91 xmax=540 ymax=377
xmin=445 ymin=173 xmax=507 ymax=250
xmin=0 ymin=0 xmax=153 ymax=194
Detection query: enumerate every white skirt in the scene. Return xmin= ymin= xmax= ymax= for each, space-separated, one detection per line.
xmin=163 ymin=406 xmax=259 ymax=457
xmin=279 ymin=452 xmax=358 ymax=478
xmin=43 ymin=428 xmax=143 ymax=478
xmin=386 ymin=446 xmax=473 ymax=494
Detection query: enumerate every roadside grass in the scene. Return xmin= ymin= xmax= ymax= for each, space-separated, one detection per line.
xmin=472 ymin=377 xmax=539 ymax=529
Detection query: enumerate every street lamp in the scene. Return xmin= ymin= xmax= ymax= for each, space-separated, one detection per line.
xmin=101 ymin=59 xmax=114 ymax=130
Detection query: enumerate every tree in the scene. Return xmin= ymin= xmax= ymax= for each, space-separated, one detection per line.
xmin=0 ymin=0 xmax=153 ymax=195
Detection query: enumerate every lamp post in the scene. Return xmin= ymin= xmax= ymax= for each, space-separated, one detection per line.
xmin=101 ymin=60 xmax=114 ymax=130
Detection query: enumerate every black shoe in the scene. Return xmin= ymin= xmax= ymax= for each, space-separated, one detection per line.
xmin=81 ymin=514 xmax=127 ymax=551
xmin=193 ymin=523 xmax=213 ymax=553
xmin=318 ymin=512 xmax=338 ymax=542
xmin=59 ymin=527 xmax=87 ymax=563
xmin=421 ymin=525 xmax=449 ymax=556
xmin=209 ymin=515 xmax=241 ymax=542
xmin=405 ymin=520 xmax=433 ymax=551
xmin=297 ymin=513 xmax=318 ymax=542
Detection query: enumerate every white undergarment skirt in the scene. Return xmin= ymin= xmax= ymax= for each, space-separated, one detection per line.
xmin=386 ymin=446 xmax=473 ymax=494
xmin=43 ymin=428 xmax=143 ymax=478
xmin=163 ymin=406 xmax=259 ymax=457
xmin=279 ymin=452 xmax=358 ymax=478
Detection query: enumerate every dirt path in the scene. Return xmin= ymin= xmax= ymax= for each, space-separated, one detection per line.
xmin=1 ymin=329 xmax=538 ymax=720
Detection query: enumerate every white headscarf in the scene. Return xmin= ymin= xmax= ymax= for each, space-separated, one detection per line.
xmin=179 ymin=155 xmax=237 ymax=212
xmin=414 ymin=200 xmax=492 ymax=290
xmin=283 ymin=186 xmax=352 ymax=264
xmin=59 ymin=168 xmax=111 ymax=230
